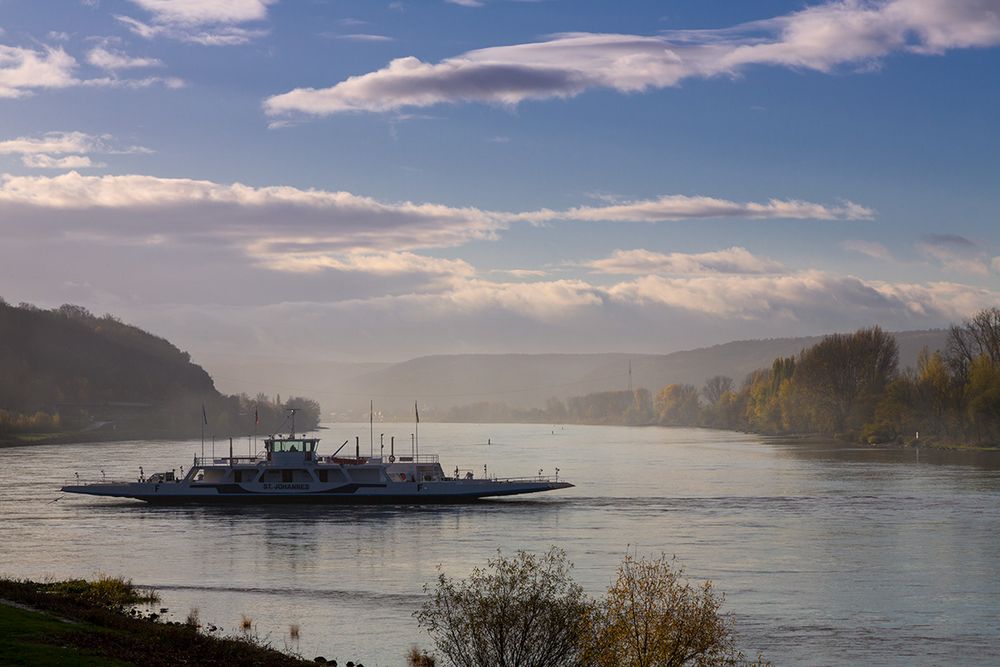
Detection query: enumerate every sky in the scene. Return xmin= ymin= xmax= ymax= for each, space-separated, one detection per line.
xmin=1 ymin=0 xmax=999 ymax=369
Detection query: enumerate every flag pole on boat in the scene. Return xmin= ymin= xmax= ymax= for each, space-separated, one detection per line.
xmin=201 ymin=404 xmax=207 ymax=460
xmin=370 ymin=399 xmax=374 ymax=458
xmin=415 ymin=400 xmax=419 ymax=460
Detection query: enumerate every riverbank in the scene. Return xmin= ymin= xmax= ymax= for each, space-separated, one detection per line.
xmin=0 ymin=578 xmax=321 ymax=666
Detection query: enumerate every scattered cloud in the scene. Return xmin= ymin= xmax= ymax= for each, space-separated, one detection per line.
xmin=586 ymin=247 xmax=785 ymax=275
xmin=265 ymin=0 xmax=1000 ymax=117
xmin=0 ymin=45 xmax=79 ymax=98
xmin=916 ymin=233 xmax=991 ymax=275
xmin=0 ymin=132 xmax=150 ymax=170
xmin=117 ymin=0 xmax=277 ymax=45
xmin=128 ymin=0 xmax=274 ymax=24
xmin=0 ymin=43 xmax=181 ymax=97
xmin=255 ymin=249 xmax=475 ymax=276
xmin=329 ymin=34 xmax=395 ymax=43
xmin=446 ymin=0 xmax=485 ymax=7
xmin=0 ymin=171 xmax=506 ymax=256
xmin=87 ymin=46 xmax=162 ymax=69
xmin=605 ymin=271 xmax=1000 ymax=322
xmin=518 ymin=194 xmax=873 ymax=223
xmin=841 ymin=239 xmax=892 ymax=260
xmin=20 ymin=154 xmax=99 ymax=169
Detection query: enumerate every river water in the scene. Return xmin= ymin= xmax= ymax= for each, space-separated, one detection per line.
xmin=3 ymin=423 xmax=999 ymax=665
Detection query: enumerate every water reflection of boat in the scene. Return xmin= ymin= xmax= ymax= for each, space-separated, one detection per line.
xmin=61 ymin=426 xmax=572 ymax=505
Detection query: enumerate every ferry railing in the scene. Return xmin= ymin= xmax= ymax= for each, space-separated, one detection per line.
xmin=193 ymin=455 xmax=264 ymax=467
xmin=484 ymin=475 xmax=563 ymax=483
xmin=64 ymin=476 xmax=136 ymax=485
xmin=389 ymin=454 xmax=439 ymax=463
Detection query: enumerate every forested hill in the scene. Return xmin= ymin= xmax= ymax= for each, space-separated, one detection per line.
xmin=0 ymin=302 xmax=215 ymax=411
xmin=0 ymin=300 xmax=319 ymax=443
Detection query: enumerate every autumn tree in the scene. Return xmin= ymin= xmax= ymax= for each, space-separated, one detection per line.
xmin=793 ymin=327 xmax=898 ymax=433
xmin=655 ymin=384 xmax=701 ymax=426
xmin=582 ymin=553 xmax=749 ymax=667
xmin=701 ymin=376 xmax=734 ymax=407
xmin=946 ymin=307 xmax=1000 ymax=383
xmin=415 ymin=548 xmax=592 ymax=667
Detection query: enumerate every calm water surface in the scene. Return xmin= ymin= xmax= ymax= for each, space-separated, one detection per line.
xmin=3 ymin=424 xmax=999 ymax=665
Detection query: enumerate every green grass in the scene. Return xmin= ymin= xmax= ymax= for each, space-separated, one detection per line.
xmin=0 ymin=603 xmax=129 ymax=666
xmin=0 ymin=578 xmax=314 ymax=666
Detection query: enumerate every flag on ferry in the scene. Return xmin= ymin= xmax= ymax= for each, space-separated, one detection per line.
xmin=415 ymin=401 xmax=419 ymax=424
xmin=254 ymin=406 xmax=259 ymax=425
xmin=202 ymin=404 xmax=208 ymax=425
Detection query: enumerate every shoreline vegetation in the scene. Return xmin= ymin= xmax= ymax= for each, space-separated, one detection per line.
xmin=2 ymin=549 xmax=767 ymax=667
xmin=422 ymin=309 xmax=1000 ymax=451
xmin=0 ymin=576 xmax=320 ymax=666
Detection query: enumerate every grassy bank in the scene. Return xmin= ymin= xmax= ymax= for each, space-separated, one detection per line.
xmin=0 ymin=577 xmax=318 ymax=667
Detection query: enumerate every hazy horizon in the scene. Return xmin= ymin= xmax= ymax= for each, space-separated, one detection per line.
xmin=1 ymin=0 xmax=998 ymax=373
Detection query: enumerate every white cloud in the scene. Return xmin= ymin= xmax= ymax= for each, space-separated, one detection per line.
xmin=118 ymin=0 xmax=277 ymax=45
xmin=128 ymin=0 xmax=274 ymax=24
xmin=519 ymin=194 xmax=873 ymax=223
xmin=87 ymin=46 xmax=162 ymax=70
xmin=586 ymin=247 xmax=785 ymax=275
xmin=447 ymin=0 xmax=485 ymax=7
xmin=0 ymin=44 xmax=180 ymax=97
xmin=0 ymin=132 xmax=150 ymax=170
xmin=265 ymin=0 xmax=1000 ymax=117
xmin=331 ymin=34 xmax=395 ymax=43
xmin=255 ymin=249 xmax=475 ymax=276
xmin=916 ymin=233 xmax=990 ymax=275
xmin=0 ymin=45 xmax=79 ymax=98
xmin=0 ymin=171 xmax=505 ymax=255
xmin=605 ymin=270 xmax=1000 ymax=322
xmin=0 ymin=131 xmax=98 ymax=156
xmin=841 ymin=239 xmax=892 ymax=260
xmin=21 ymin=154 xmax=98 ymax=169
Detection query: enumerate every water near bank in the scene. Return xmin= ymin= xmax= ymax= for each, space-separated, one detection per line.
xmin=2 ymin=424 xmax=999 ymax=665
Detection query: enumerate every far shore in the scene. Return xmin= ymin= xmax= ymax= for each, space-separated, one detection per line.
xmin=6 ymin=421 xmax=999 ymax=453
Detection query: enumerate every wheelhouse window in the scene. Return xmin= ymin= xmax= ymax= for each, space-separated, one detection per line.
xmin=266 ymin=439 xmax=318 ymax=453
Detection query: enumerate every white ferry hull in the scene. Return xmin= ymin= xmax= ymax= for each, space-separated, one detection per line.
xmin=61 ymin=479 xmax=574 ymax=504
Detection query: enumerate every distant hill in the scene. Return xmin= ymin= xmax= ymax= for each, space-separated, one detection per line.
xmin=0 ymin=301 xmax=318 ymax=443
xmin=0 ymin=302 xmax=216 ymax=411
xmin=268 ymin=330 xmax=950 ymax=418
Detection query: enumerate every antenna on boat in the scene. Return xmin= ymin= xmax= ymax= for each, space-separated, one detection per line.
xmin=370 ymin=400 xmax=374 ymax=457
xmin=332 ymin=439 xmax=349 ymax=457
xmin=287 ymin=408 xmax=298 ymax=438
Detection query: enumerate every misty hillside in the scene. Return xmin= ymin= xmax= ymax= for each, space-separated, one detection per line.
xmin=273 ymin=329 xmax=949 ymax=417
xmin=0 ymin=301 xmax=216 ymax=411
xmin=0 ymin=301 xmax=320 ymax=442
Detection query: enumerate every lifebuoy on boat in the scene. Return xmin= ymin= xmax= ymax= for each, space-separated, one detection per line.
xmin=388 ymin=455 xmax=396 ymax=463
xmin=399 ymin=473 xmax=407 ymax=481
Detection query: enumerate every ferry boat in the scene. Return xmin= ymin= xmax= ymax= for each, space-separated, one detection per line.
xmin=61 ymin=424 xmax=572 ymax=504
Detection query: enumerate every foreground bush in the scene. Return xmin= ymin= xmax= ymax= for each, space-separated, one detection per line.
xmin=417 ymin=549 xmax=765 ymax=667
xmin=416 ymin=548 xmax=591 ymax=667
xmin=582 ymin=554 xmax=743 ymax=667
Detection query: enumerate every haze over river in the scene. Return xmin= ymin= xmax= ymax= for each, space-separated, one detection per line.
xmin=3 ymin=423 xmax=999 ymax=665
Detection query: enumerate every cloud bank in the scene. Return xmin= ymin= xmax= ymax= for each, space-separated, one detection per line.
xmin=118 ymin=0 xmax=277 ymax=45
xmin=586 ymin=247 xmax=785 ymax=275
xmin=0 ymin=132 xmax=149 ymax=169
xmin=265 ymin=0 xmax=1000 ymax=116
xmin=519 ymin=195 xmax=873 ymax=223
